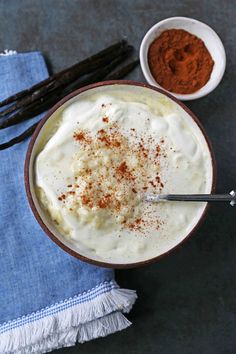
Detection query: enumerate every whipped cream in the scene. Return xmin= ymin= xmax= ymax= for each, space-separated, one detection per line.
xmin=35 ymin=85 xmax=213 ymax=263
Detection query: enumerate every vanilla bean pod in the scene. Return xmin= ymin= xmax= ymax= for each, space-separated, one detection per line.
xmin=0 ymin=47 xmax=133 ymax=130
xmin=105 ymin=59 xmax=139 ymax=80
xmin=0 ymin=43 xmax=131 ymax=118
xmin=0 ymin=40 xmax=127 ymax=109
xmin=0 ymin=123 xmax=38 ymax=150
xmin=0 ymin=58 xmax=139 ymax=150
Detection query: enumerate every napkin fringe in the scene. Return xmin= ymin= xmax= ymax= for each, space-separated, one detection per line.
xmin=0 ymin=282 xmax=137 ymax=353
xmin=0 ymin=49 xmax=17 ymax=56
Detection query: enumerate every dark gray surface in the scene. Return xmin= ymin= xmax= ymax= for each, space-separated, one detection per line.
xmin=1 ymin=0 xmax=235 ymax=353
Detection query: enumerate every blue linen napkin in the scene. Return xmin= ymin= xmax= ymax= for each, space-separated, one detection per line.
xmin=0 ymin=52 xmax=136 ymax=353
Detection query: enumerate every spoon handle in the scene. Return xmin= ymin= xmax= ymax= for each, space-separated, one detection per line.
xmin=146 ymin=190 xmax=235 ymax=206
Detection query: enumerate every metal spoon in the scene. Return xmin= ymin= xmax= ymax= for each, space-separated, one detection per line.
xmin=146 ymin=190 xmax=235 ymax=206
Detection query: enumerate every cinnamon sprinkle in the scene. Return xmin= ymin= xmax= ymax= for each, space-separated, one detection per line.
xmin=97 ymin=194 xmax=111 ymax=209
xmin=73 ymin=130 xmax=91 ymax=144
xmin=58 ymin=123 xmax=167 ymax=233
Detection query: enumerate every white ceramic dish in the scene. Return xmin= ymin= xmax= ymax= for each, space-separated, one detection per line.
xmin=140 ymin=17 xmax=226 ymax=101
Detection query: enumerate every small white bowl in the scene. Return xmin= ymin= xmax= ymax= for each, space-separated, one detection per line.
xmin=140 ymin=17 xmax=226 ymax=101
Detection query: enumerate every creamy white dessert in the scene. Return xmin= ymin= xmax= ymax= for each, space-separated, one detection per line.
xmin=35 ymin=85 xmax=213 ymax=264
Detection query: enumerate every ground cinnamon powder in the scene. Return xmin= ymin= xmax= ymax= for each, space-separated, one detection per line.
xmin=58 ymin=118 xmax=167 ymax=233
xmin=148 ymin=29 xmax=214 ymax=94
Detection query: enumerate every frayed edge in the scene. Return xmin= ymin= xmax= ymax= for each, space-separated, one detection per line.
xmin=0 ymin=50 xmax=17 ymax=56
xmin=1 ymin=280 xmax=117 ymax=328
xmin=0 ymin=287 xmax=137 ymax=353
xmin=8 ymin=312 xmax=131 ymax=354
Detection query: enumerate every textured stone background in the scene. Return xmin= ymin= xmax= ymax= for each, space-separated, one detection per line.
xmin=0 ymin=1 xmax=235 ymax=353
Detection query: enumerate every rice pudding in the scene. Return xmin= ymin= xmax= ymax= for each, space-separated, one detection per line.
xmin=35 ymin=85 xmax=213 ymax=264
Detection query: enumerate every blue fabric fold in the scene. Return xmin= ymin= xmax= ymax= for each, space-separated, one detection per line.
xmin=0 ymin=52 xmax=113 ymax=324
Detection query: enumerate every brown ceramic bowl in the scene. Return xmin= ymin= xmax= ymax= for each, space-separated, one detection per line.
xmin=25 ymin=81 xmax=216 ymax=269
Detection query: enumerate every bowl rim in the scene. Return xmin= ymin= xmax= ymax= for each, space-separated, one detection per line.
xmin=139 ymin=16 xmax=226 ymax=101
xmin=24 ymin=80 xmax=217 ymax=269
